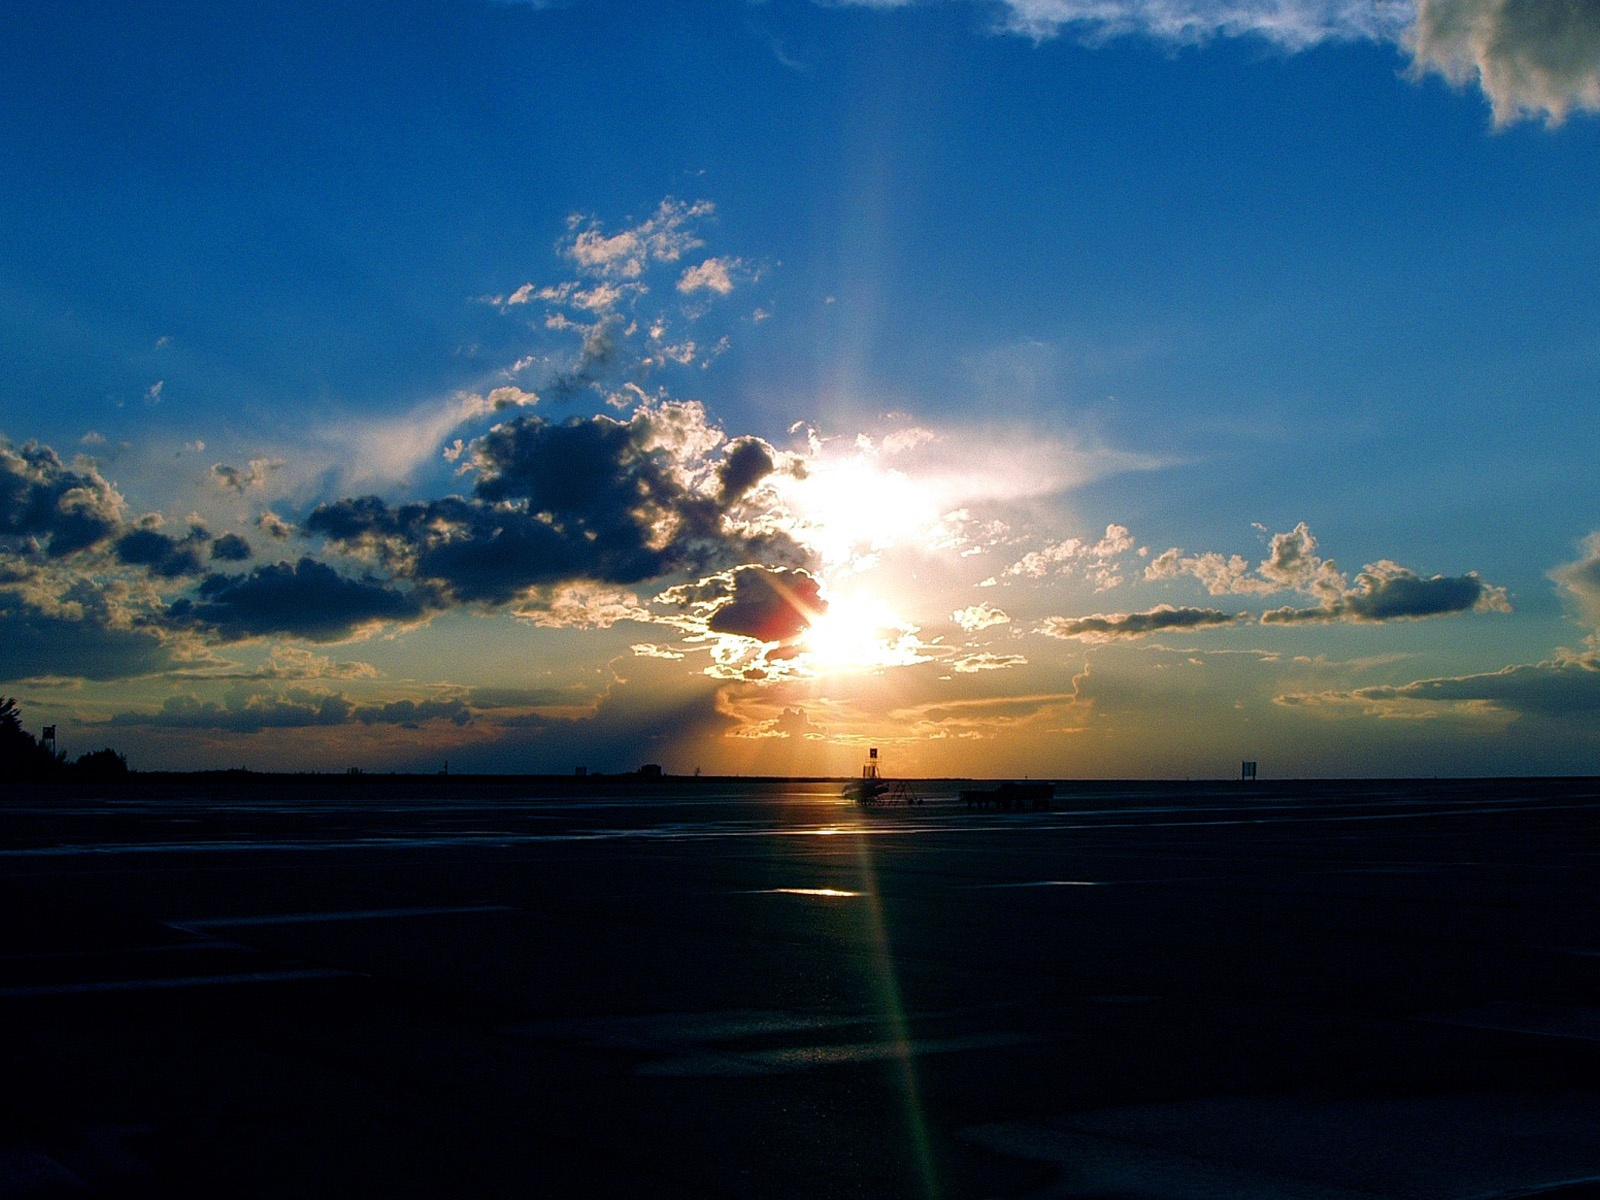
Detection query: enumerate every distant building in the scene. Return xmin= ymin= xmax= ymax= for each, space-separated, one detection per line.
xmin=638 ymin=763 xmax=663 ymax=778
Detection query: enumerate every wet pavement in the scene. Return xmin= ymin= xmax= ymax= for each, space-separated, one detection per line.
xmin=2 ymin=777 xmax=1600 ymax=1198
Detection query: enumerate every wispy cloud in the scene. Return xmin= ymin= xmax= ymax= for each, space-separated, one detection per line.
xmin=994 ymin=0 xmax=1412 ymax=48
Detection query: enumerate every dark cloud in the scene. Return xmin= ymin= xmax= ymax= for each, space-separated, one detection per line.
xmin=0 ymin=585 xmax=178 ymax=682
xmin=1344 ymin=570 xmax=1492 ymax=620
xmin=1262 ymin=566 xmax=1506 ymax=624
xmin=115 ymin=526 xmax=207 ymax=579
xmin=717 ymin=438 xmax=776 ymax=505
xmin=0 ymin=441 xmax=122 ymax=558
xmin=706 ymin=567 xmax=825 ymax=643
xmin=210 ymin=533 xmax=252 ymax=562
xmin=305 ymin=413 xmax=809 ymax=607
xmin=1040 ymin=606 xmax=1241 ymax=641
xmin=108 ymin=689 xmax=474 ymax=733
xmin=355 ymin=698 xmax=472 ymax=728
xmin=110 ymin=690 xmax=354 ymax=732
xmin=169 ymin=557 xmax=428 ymax=643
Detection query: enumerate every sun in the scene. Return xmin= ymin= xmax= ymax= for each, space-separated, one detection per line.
xmin=776 ymin=454 xmax=943 ymax=571
xmin=800 ymin=589 xmax=928 ymax=674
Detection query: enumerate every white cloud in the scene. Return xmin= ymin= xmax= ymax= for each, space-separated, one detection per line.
xmin=1550 ymin=531 xmax=1600 ymax=633
xmin=512 ymin=584 xmax=653 ymax=630
xmin=677 ymin=256 xmax=743 ymax=295
xmin=950 ymin=651 xmax=1029 ymax=672
xmin=988 ymin=523 xmax=1136 ymax=587
xmin=563 ymin=198 xmax=714 ymax=281
xmin=953 ymin=602 xmax=1012 ymax=631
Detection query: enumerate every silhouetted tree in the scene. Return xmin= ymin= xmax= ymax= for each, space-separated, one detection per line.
xmin=74 ymin=747 xmax=129 ymax=778
xmin=0 ymin=697 xmax=64 ymax=779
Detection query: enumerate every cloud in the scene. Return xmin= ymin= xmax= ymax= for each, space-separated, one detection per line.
xmin=1040 ymin=604 xmax=1243 ymax=640
xmin=210 ymin=459 xmax=284 ymax=493
xmin=631 ymin=642 xmax=685 ymax=660
xmin=992 ymin=0 xmax=1412 ymax=49
xmin=832 ymin=0 xmax=1594 ymax=124
xmin=512 ymin=583 xmax=653 ymax=629
xmin=1409 ymin=0 xmax=1600 ymax=124
xmin=107 ymin=689 xmax=473 ymax=733
xmin=0 ymin=583 xmax=181 ymax=682
xmin=562 ymin=198 xmax=715 ymax=281
xmin=950 ymin=651 xmax=1030 ymax=672
xmin=354 ymin=697 xmax=473 ymax=727
xmin=306 ymin=405 xmax=810 ymax=607
xmin=717 ymin=437 xmax=778 ymax=505
xmin=953 ymin=602 xmax=1012 ymax=632
xmin=0 ymin=440 xmax=123 ymax=558
xmin=114 ymin=524 xmax=207 ymax=579
xmin=210 ymin=533 xmax=252 ymax=562
xmin=704 ymin=566 xmax=826 ymax=642
xmin=258 ymin=512 xmax=294 ymax=540
xmin=110 ymin=690 xmax=354 ymax=731
xmin=1280 ymin=652 xmax=1600 ymax=719
xmin=169 ymin=558 xmax=429 ymax=643
xmin=1550 ymin=531 xmax=1600 ymax=631
xmin=1149 ymin=524 xmax=1507 ymax=624
xmin=987 ymin=524 xmax=1136 ymax=589
xmin=1260 ymin=561 xmax=1509 ymax=623
xmin=1147 ymin=522 xmax=1344 ymax=601
xmin=677 ymin=256 xmax=743 ymax=295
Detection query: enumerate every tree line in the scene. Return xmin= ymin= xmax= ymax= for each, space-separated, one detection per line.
xmin=1 ymin=698 xmax=128 ymax=779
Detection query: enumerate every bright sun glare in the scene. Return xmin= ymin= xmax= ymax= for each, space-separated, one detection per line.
xmin=800 ymin=590 xmax=924 ymax=674
xmin=779 ymin=457 xmax=942 ymax=571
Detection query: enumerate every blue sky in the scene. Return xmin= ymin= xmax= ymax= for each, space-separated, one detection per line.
xmin=3 ymin=0 xmax=1599 ymax=776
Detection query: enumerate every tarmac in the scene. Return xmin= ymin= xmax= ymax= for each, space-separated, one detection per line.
xmin=2 ymin=776 xmax=1600 ymax=1199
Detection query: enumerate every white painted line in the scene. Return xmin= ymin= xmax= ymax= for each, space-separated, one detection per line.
xmin=0 ymin=967 xmax=360 ymax=998
xmin=968 ymin=880 xmax=1107 ymax=889
xmin=169 ymin=904 xmax=515 ymax=929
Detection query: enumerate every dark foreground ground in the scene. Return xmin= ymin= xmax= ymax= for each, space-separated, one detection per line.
xmin=3 ymin=777 xmax=1600 ymax=1199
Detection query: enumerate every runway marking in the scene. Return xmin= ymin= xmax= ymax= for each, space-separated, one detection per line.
xmin=638 ymin=1032 xmax=1033 ymax=1076
xmin=169 ymin=903 xmax=515 ymax=929
xmin=0 ymin=967 xmax=360 ymax=998
xmin=968 ymin=880 xmax=1108 ymax=889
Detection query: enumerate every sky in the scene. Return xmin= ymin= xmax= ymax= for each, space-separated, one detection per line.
xmin=3 ymin=0 xmax=1600 ymax=778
